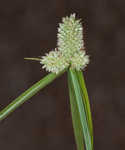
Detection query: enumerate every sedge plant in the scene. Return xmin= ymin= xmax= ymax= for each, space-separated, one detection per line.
xmin=0 ymin=14 xmax=93 ymax=150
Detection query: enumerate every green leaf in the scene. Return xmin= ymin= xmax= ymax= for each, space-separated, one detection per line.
xmin=0 ymin=70 xmax=66 ymax=121
xmin=68 ymin=72 xmax=85 ymax=150
xmin=68 ymin=68 xmax=92 ymax=150
xmin=76 ymin=71 xmax=93 ymax=149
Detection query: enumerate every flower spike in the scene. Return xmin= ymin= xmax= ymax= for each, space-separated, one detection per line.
xmin=40 ymin=14 xmax=89 ymax=74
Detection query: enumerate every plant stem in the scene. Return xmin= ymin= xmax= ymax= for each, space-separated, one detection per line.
xmin=0 ymin=69 xmax=66 ymax=121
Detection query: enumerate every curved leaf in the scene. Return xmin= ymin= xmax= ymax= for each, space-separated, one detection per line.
xmin=0 ymin=70 xmax=66 ymax=121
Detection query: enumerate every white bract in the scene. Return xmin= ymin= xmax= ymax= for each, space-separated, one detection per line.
xmin=40 ymin=14 xmax=89 ymax=74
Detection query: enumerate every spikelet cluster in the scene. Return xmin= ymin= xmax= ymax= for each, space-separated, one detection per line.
xmin=57 ymin=14 xmax=84 ymax=57
xmin=70 ymin=51 xmax=89 ymax=70
xmin=41 ymin=49 xmax=69 ymax=74
xmin=40 ymin=14 xmax=89 ymax=74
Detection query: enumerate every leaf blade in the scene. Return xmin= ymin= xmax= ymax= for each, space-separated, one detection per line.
xmin=76 ymin=70 xmax=94 ymax=148
xmin=68 ymin=71 xmax=85 ymax=150
xmin=0 ymin=70 xmax=66 ymax=121
xmin=68 ymin=68 xmax=92 ymax=150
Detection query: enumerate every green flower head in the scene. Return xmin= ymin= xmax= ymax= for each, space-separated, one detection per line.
xmin=40 ymin=14 xmax=89 ymax=74
xmin=41 ymin=49 xmax=69 ymax=74
xmin=57 ymin=14 xmax=84 ymax=57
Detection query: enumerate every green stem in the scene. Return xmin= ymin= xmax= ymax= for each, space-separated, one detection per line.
xmin=0 ymin=70 xmax=66 ymax=121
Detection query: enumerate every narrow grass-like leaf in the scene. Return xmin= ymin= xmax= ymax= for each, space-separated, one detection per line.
xmin=24 ymin=57 xmax=42 ymax=61
xmin=68 ymin=68 xmax=92 ymax=150
xmin=0 ymin=70 xmax=66 ymax=121
xmin=76 ymin=70 xmax=93 ymax=149
xmin=68 ymin=72 xmax=85 ymax=150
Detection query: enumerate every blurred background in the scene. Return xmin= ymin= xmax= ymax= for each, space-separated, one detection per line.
xmin=0 ymin=0 xmax=125 ymax=150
